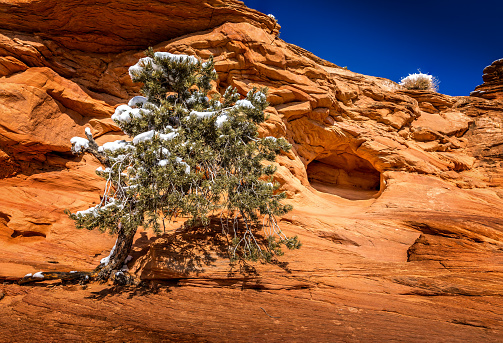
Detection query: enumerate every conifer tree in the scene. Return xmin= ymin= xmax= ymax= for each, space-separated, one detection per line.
xmin=67 ymin=49 xmax=300 ymax=281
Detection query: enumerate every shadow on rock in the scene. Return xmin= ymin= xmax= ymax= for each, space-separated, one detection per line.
xmin=86 ymin=281 xmax=173 ymax=300
xmin=130 ymin=218 xmax=291 ymax=282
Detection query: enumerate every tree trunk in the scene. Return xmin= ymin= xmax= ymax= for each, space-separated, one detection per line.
xmin=18 ymin=271 xmax=91 ymax=285
xmin=19 ymin=227 xmax=137 ymax=285
xmin=94 ymin=226 xmax=137 ymax=281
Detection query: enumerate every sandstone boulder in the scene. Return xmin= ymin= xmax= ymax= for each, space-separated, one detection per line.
xmin=471 ymin=58 xmax=503 ymax=100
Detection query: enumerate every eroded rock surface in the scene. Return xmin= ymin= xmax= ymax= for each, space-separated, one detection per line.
xmin=472 ymin=58 xmax=503 ymax=100
xmin=0 ymin=0 xmax=278 ymax=53
xmin=0 ymin=0 xmax=502 ymax=341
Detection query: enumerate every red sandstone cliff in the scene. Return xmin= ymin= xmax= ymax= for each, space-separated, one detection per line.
xmin=471 ymin=58 xmax=503 ymax=100
xmin=0 ymin=1 xmax=502 ymax=341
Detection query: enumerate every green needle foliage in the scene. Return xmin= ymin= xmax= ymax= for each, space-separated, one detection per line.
xmin=68 ymin=48 xmax=300 ymax=265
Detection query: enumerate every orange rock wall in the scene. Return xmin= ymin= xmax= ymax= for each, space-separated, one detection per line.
xmin=472 ymin=58 xmax=503 ymax=100
xmin=0 ymin=0 xmax=503 ymax=340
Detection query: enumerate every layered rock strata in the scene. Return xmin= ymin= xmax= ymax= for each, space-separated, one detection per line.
xmin=471 ymin=58 xmax=503 ymax=100
xmin=0 ymin=0 xmax=502 ymax=340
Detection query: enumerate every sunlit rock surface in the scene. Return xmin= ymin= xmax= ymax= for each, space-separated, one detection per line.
xmin=0 ymin=0 xmax=502 ymax=341
xmin=471 ymin=58 xmax=503 ymax=100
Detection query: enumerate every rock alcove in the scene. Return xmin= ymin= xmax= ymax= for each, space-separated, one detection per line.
xmin=306 ymin=146 xmax=381 ymax=200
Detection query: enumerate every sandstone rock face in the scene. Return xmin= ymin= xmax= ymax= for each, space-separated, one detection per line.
xmin=0 ymin=0 xmax=503 ymax=341
xmin=0 ymin=0 xmax=279 ymax=53
xmin=471 ymin=58 xmax=503 ymax=100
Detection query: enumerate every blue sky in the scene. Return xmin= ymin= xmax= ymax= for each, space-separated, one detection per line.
xmin=244 ymin=0 xmax=502 ymax=96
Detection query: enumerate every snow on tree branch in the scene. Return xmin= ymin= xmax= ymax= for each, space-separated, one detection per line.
xmin=65 ymin=48 xmax=300 ymax=281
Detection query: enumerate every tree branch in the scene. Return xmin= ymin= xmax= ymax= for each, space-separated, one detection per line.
xmin=18 ymin=271 xmax=92 ymax=285
xmin=83 ymin=129 xmax=111 ymax=167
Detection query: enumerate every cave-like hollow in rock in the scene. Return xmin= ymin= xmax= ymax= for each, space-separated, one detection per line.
xmin=306 ymin=145 xmax=382 ymax=200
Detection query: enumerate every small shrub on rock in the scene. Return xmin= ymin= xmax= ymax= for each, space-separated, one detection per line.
xmin=399 ymin=72 xmax=439 ymax=91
